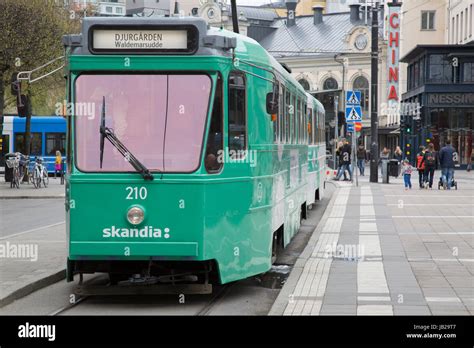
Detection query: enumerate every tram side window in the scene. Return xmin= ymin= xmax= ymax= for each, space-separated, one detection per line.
xmin=279 ymin=85 xmax=284 ymax=143
xmin=286 ymin=93 xmax=289 ymax=144
xmin=313 ymin=110 xmax=318 ymax=144
xmin=205 ymin=75 xmax=223 ymax=173
xmin=46 ymin=133 xmax=66 ymax=156
xmin=308 ymin=108 xmax=313 ymax=145
xmin=273 ymin=82 xmax=280 ymax=144
xmin=228 ymin=72 xmax=246 ymax=157
xmin=14 ymin=132 xmax=42 ymax=155
xmin=291 ymin=96 xmax=297 ymax=144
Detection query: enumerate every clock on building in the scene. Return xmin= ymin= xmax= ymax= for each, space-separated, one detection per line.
xmin=355 ymin=34 xmax=368 ymax=50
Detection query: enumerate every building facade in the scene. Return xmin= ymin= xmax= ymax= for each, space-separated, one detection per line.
xmin=401 ymin=45 xmax=474 ymax=168
xmin=260 ymin=3 xmax=392 ymax=152
xmin=448 ymin=0 xmax=474 ymax=45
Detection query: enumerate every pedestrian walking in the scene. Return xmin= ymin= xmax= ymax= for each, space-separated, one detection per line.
xmin=380 ymin=147 xmax=390 ymax=180
xmin=416 ymin=146 xmax=426 ymax=189
xmin=439 ymin=139 xmax=456 ymax=190
xmin=335 ymin=141 xmax=348 ymax=181
xmin=401 ymin=159 xmax=413 ymax=190
xmin=335 ymin=139 xmax=352 ymax=181
xmin=356 ymin=144 xmax=367 ymax=176
xmin=393 ymin=146 xmax=403 ymax=177
xmin=54 ymin=150 xmax=62 ymax=178
xmin=421 ymin=143 xmax=437 ymax=189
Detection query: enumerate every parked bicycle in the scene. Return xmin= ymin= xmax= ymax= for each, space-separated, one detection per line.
xmin=30 ymin=156 xmax=49 ymax=188
xmin=5 ymin=152 xmax=29 ymax=189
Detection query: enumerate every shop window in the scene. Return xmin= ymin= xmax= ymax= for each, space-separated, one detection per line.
xmin=428 ymin=54 xmax=453 ymax=83
xmin=462 ymin=62 xmax=474 ymax=82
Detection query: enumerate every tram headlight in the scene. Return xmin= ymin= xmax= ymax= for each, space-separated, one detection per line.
xmin=127 ymin=206 xmax=144 ymax=225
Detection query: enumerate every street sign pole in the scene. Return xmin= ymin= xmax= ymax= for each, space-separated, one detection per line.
xmin=370 ymin=2 xmax=379 ymax=183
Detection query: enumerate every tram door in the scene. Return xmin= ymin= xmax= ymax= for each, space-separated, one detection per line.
xmin=0 ymin=134 xmax=10 ymax=167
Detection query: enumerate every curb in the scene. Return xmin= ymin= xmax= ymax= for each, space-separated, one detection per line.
xmin=0 ymin=269 xmax=66 ymax=308
xmin=268 ymin=183 xmax=341 ymax=316
xmin=0 ymin=195 xmax=65 ymax=199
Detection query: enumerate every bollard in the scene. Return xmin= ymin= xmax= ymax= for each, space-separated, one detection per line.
xmin=382 ymin=159 xmax=389 ymax=184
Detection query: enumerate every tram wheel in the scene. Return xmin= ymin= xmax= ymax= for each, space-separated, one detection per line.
xmin=108 ymin=273 xmax=129 ymax=285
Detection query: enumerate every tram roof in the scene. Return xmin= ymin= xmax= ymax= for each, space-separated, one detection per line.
xmin=63 ymin=16 xmax=306 ymax=95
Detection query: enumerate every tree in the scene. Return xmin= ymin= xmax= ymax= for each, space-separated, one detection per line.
xmin=0 ymin=0 xmax=80 ymax=155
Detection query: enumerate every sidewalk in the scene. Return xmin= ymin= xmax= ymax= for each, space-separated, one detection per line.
xmin=0 ymin=223 xmax=66 ymax=308
xmin=270 ymin=169 xmax=474 ymax=315
xmin=0 ymin=176 xmax=65 ymax=199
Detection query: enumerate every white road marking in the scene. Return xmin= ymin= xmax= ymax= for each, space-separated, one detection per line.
xmin=0 ymin=222 xmax=65 ymax=240
xmin=358 ymin=262 xmax=389 ymax=294
xmin=425 ymin=297 xmax=462 ymax=303
xmin=357 ymin=305 xmax=393 ymax=315
xmin=357 ymin=296 xmax=391 ymax=302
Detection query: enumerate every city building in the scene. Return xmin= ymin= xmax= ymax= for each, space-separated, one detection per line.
xmin=63 ymin=0 xmax=126 ymax=16
xmin=259 ymin=3 xmax=392 ymax=151
xmin=400 ymin=45 xmax=474 ymax=168
xmin=448 ymin=0 xmax=474 ymax=45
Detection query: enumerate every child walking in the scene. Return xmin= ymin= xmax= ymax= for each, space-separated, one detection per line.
xmin=401 ymin=159 xmax=413 ymax=190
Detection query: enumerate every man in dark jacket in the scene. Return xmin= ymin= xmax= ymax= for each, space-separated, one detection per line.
xmin=438 ymin=139 xmax=455 ymax=189
xmin=335 ymin=139 xmax=352 ymax=181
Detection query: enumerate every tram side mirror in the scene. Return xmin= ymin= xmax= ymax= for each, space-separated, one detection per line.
xmin=266 ymin=92 xmax=279 ymax=115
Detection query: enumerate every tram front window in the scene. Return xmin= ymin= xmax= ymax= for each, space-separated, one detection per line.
xmin=75 ymin=74 xmax=212 ymax=173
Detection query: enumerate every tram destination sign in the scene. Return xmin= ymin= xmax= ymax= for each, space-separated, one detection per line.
xmin=89 ymin=26 xmax=198 ymax=54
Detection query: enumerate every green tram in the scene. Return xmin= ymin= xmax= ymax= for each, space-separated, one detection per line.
xmin=63 ymin=17 xmax=325 ymax=290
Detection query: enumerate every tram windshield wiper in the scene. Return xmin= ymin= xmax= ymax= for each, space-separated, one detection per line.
xmin=99 ymin=96 xmax=154 ymax=181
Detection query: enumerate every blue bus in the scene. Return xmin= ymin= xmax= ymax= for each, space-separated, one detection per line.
xmin=1 ymin=116 xmax=66 ymax=173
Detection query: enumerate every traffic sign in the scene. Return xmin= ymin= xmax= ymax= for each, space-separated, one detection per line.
xmin=346 ymin=90 xmax=361 ymax=106
xmin=345 ymin=106 xmax=362 ymax=121
xmin=347 ymin=123 xmax=354 ymax=132
xmin=355 ymin=122 xmax=362 ymax=131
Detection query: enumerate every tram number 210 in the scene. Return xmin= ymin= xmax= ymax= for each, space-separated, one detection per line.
xmin=126 ymin=186 xmax=148 ymax=200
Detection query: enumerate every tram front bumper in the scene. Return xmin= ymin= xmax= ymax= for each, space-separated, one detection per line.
xmin=69 ymin=241 xmax=199 ymax=258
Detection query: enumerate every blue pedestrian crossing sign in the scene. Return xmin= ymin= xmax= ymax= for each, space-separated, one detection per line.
xmin=346 ymin=90 xmax=361 ymax=106
xmin=345 ymin=106 xmax=362 ymax=121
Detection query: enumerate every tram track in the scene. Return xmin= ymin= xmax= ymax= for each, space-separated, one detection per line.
xmin=195 ymin=283 xmax=235 ymax=316
xmin=48 ymin=295 xmax=89 ymax=316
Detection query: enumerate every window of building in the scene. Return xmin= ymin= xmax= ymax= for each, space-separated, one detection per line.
xmin=106 ymin=6 xmax=112 ymax=13
xmin=298 ymin=79 xmax=310 ymax=91
xmin=116 ymin=7 xmax=123 ymax=14
xmin=461 ymin=11 xmax=464 ymax=42
xmin=228 ymin=72 xmax=246 ymax=157
xmin=452 ymin=17 xmax=455 ymax=43
xmin=46 ymin=133 xmax=65 ymax=156
xmin=353 ymin=76 xmax=369 ymax=116
xmin=465 ymin=8 xmax=469 ymax=40
xmin=205 ymin=75 xmax=223 ymax=173
xmin=456 ymin=14 xmax=459 ymax=43
xmin=428 ymin=54 xmax=452 ymax=83
xmin=463 ymin=62 xmax=474 ymax=82
xmin=421 ymin=11 xmax=435 ymax=30
xmin=470 ymin=5 xmax=473 ymax=37
xmin=14 ymin=133 xmax=42 ymax=155
xmin=323 ymin=77 xmax=338 ymax=90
